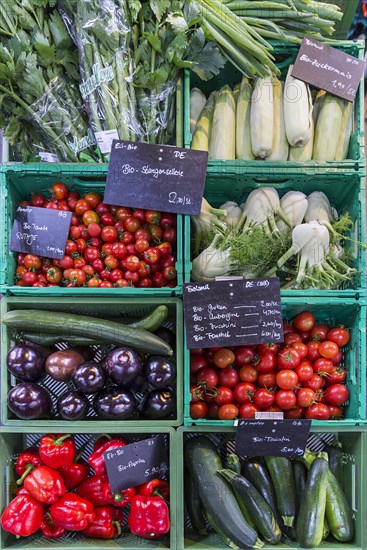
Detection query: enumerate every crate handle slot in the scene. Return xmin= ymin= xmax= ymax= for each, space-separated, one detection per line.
xmin=253 ymin=178 xmax=288 ymax=184
xmin=352 ymin=463 xmax=358 ymax=512
xmin=73 ymin=176 xmax=107 ymax=185
xmin=352 ymin=346 xmax=358 ymax=384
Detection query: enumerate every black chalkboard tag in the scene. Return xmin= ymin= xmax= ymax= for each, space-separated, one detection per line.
xmin=183 ymin=277 xmax=283 ymax=349
xmin=104 ymin=140 xmax=208 ymax=215
xmin=292 ymin=36 xmax=365 ymax=102
xmin=9 ymin=205 xmax=72 ymax=259
xmin=104 ymin=435 xmax=169 ymax=494
xmin=235 ymin=419 xmax=311 ymax=458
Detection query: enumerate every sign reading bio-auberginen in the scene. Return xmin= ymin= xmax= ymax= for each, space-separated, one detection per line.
xmin=104 ymin=140 xmax=208 ymax=216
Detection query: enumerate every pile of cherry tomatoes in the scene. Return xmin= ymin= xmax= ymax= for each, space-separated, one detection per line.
xmin=14 ymin=182 xmax=177 ymax=288
xmin=190 ymin=311 xmax=351 ymax=421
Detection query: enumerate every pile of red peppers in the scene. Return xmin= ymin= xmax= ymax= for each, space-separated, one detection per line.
xmin=0 ymin=434 xmax=170 ymax=540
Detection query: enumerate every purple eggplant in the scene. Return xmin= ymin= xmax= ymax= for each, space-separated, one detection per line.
xmin=72 ymin=362 xmax=107 ymax=394
xmin=103 ymin=347 xmax=143 ymax=385
xmin=93 ymin=386 xmax=136 ymax=420
xmin=7 ymin=383 xmax=52 ymax=420
xmin=138 ymin=388 xmax=176 ymax=419
xmin=7 ymin=345 xmax=46 ymax=383
xmin=144 ymin=356 xmax=176 ymax=388
xmin=154 ymin=327 xmax=176 ymax=349
xmin=57 ymin=390 xmax=90 ymax=420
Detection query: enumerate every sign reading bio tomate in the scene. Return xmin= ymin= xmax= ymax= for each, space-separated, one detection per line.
xmin=292 ymin=36 xmax=365 ymax=102
xmin=104 ymin=140 xmax=208 ymax=215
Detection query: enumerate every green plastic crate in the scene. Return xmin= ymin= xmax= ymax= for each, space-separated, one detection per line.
xmin=176 ymin=426 xmax=367 ymax=550
xmin=184 ymin=40 xmax=366 ymax=173
xmin=1 ymin=296 xmax=183 ymax=428
xmin=184 ymin=171 xmax=366 ymax=298
xmin=0 ymin=426 xmax=176 ymax=550
xmin=0 ymin=163 xmax=183 ymax=296
xmin=183 ymin=298 xmax=366 ymax=426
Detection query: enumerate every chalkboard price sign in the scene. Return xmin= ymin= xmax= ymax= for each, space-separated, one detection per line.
xmin=292 ymin=36 xmax=365 ymax=102
xmin=104 ymin=140 xmax=208 ymax=215
xmin=9 ymin=205 xmax=72 ymax=259
xmin=183 ymin=278 xmax=283 ymax=349
xmin=235 ymin=419 xmax=311 ymax=458
xmin=104 ymin=435 xmax=169 ymax=494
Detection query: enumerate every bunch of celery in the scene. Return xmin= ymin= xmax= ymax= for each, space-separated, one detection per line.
xmin=191 ymin=189 xmax=360 ymax=290
xmin=191 ymin=73 xmax=353 ymax=161
xmin=0 ymin=1 xmax=98 ymax=161
xmin=59 ymin=0 xmax=224 ymax=146
xmin=194 ymin=0 xmax=342 ymax=78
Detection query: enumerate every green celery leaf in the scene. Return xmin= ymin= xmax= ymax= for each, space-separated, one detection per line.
xmin=145 ymin=32 xmax=162 ymax=54
xmin=166 ymin=33 xmax=187 ymax=63
xmin=185 ymin=29 xmax=225 ymax=81
xmin=166 ymin=12 xmax=188 ymax=33
xmin=48 ymin=12 xmax=73 ymax=49
xmin=149 ymin=0 xmax=170 ymax=22
xmin=32 ymin=30 xmax=57 ymax=68
xmin=183 ymin=1 xmax=201 ymax=27
xmin=127 ymin=0 xmax=142 ymax=22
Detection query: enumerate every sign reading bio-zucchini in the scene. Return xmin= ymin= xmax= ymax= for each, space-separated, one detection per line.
xmin=9 ymin=205 xmax=72 ymax=259
xmin=104 ymin=140 xmax=208 ymax=215
xmin=292 ymin=36 xmax=365 ymax=102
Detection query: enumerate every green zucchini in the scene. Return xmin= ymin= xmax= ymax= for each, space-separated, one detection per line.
xmin=265 ymin=457 xmax=297 ymax=527
xmin=225 ymin=453 xmax=241 ymax=474
xmin=325 ymin=469 xmax=354 ymax=542
xmin=127 ymin=305 xmax=169 ymax=332
xmin=292 ymin=460 xmax=307 ymax=514
xmin=2 ymin=310 xmax=172 ymax=356
xmin=185 ymin=436 xmax=263 ymax=549
xmin=243 ymin=459 xmax=283 ymax=529
xmin=205 ymin=510 xmax=239 ymax=550
xmin=184 ymin=469 xmax=208 ymax=536
xmin=296 ymin=457 xmax=329 ymax=548
xmin=22 ymin=332 xmax=104 ymax=347
xmin=325 ymin=441 xmax=344 ymax=485
xmin=220 ymin=469 xmax=281 ymax=545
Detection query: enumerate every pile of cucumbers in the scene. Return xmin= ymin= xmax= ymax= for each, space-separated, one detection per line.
xmin=185 ymin=436 xmax=354 ymax=549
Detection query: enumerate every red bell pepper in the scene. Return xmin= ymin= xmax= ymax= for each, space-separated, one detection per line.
xmin=88 ymin=437 xmax=127 ymax=476
xmin=15 ymin=447 xmax=43 ymax=484
xmin=24 ymin=465 xmax=66 ymax=504
xmin=136 ymin=479 xmax=169 ymax=499
xmin=76 ymin=475 xmax=113 ymax=507
xmin=128 ymin=495 xmax=170 ymax=539
xmin=39 ymin=434 xmax=76 ymax=469
xmin=93 ymin=435 xmax=112 ymax=452
xmin=59 ymin=458 xmax=90 ymax=490
xmin=0 ymin=494 xmax=43 ymax=537
xmin=82 ymin=506 xmax=124 ymax=539
xmin=111 ymin=486 xmax=136 ymax=508
xmin=50 ymin=493 xmax=95 ymax=531
xmin=40 ymin=511 xmax=66 ymax=539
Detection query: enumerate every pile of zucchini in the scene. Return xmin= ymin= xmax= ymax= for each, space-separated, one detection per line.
xmin=185 ymin=436 xmax=354 ymax=549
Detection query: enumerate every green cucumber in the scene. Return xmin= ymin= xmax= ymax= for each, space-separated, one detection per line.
xmin=127 ymin=305 xmax=169 ymax=332
xmin=22 ymin=332 xmax=105 ymax=346
xmin=185 ymin=436 xmax=263 ymax=549
xmin=325 ymin=469 xmax=354 ymax=542
xmin=2 ymin=310 xmax=172 ymax=356
xmin=220 ymin=469 xmax=282 ymax=545
xmin=225 ymin=453 xmax=241 ymax=474
xmin=184 ymin=469 xmax=208 ymax=536
xmin=265 ymin=457 xmax=297 ymax=527
xmin=325 ymin=442 xmax=344 ymax=485
xmin=205 ymin=510 xmax=239 ymax=550
xmin=296 ymin=457 xmax=329 ymax=548
xmin=243 ymin=459 xmax=283 ymax=529
xmin=292 ymin=460 xmax=307 ymax=514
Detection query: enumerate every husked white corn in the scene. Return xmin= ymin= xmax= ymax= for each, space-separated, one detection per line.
xmin=250 ymin=76 xmax=274 ymax=159
xmin=191 ymin=92 xmax=216 ymax=152
xmin=283 ymin=65 xmax=313 ymax=147
xmin=267 ymin=77 xmax=288 ymax=161
xmin=209 ymin=85 xmax=236 ymax=160
xmin=313 ymin=93 xmax=343 ymax=160
xmin=190 ymin=88 xmax=207 ymax=134
xmin=236 ymin=76 xmax=254 ymax=160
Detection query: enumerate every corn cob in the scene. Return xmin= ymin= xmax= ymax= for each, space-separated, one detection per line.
xmin=267 ymin=77 xmax=288 ymax=161
xmin=236 ymin=77 xmax=254 ymax=160
xmin=209 ymin=85 xmax=236 ymax=160
xmin=191 ymin=92 xmax=216 ymax=152
xmin=334 ymin=101 xmax=353 ymax=161
xmin=250 ymin=76 xmax=274 ymax=159
xmin=190 ymin=88 xmax=207 ymax=135
xmin=313 ymin=94 xmax=343 ymax=160
xmin=283 ymin=65 xmax=313 ymax=147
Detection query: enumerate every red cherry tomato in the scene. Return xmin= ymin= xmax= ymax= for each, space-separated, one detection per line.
xmin=239 ymin=403 xmax=260 ymax=419
xmin=23 ymin=254 xmax=41 ymax=270
xmin=254 ymin=388 xmax=275 ymax=408
xmin=306 ymin=340 xmax=321 ymax=361
xmin=310 ymin=324 xmax=329 ymax=341
xmin=319 ymin=341 xmax=340 ymax=359
xmin=214 ymin=387 xmax=234 ymax=406
xmin=234 ymin=347 xmax=256 ymax=367
xmin=305 ymin=403 xmax=331 ymax=420
xmin=284 ymin=332 xmax=302 ymax=346
xmin=313 ymin=358 xmax=334 ymax=376
xmin=218 ymin=368 xmax=240 ymax=388
xmin=324 ymin=384 xmax=349 ymax=406
xmin=239 ymin=365 xmax=258 ymax=383
xmin=295 ymin=361 xmax=314 ymax=382
xmin=52 ymin=182 xmax=69 ymax=200
xmin=304 ymin=374 xmax=326 ymax=391
xmin=233 ymin=382 xmax=256 ymax=404
xmin=101 ymin=226 xmax=118 ymax=243
xmin=207 ymin=403 xmax=220 ymax=419
xmin=291 ymin=342 xmax=308 ymax=360
xmin=277 ymin=348 xmax=300 ymax=370
xmin=190 ymin=355 xmax=207 ymax=374
xmin=293 ymin=311 xmax=316 ymax=332
xmin=256 ymin=351 xmax=277 ymax=373
xmin=326 ymin=327 xmax=350 ymax=347
xmin=284 ymin=407 xmax=304 ymax=419
xmin=100 ymin=213 xmax=115 ymax=226
xmin=257 ymin=343 xmax=279 ymax=355
xmin=297 ymin=388 xmax=316 ymax=408
xmin=84 ymin=192 xmax=101 ymax=209
xmin=331 ymin=350 xmax=343 ymax=365
xmin=327 ymin=366 xmax=347 ymax=384
xmin=218 ymin=404 xmax=239 ymax=420
xmin=190 ymin=402 xmax=208 ymax=419
xmin=23 ymin=272 xmax=38 ymax=286
xmin=197 ymin=368 xmax=219 ymax=389
xmin=329 ymin=406 xmax=343 ymax=419
xmin=257 ymin=371 xmax=277 ymax=389
xmin=190 ymin=385 xmax=204 ymax=404
xmin=213 ymin=349 xmax=235 ymax=369
xmin=276 ymin=370 xmax=299 ymax=390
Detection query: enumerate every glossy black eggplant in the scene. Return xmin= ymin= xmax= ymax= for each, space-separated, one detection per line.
xmin=57 ymin=390 xmax=90 ymax=420
xmin=6 ymin=345 xmax=46 ymax=382
xmin=72 ymin=362 xmax=107 ymax=394
xmin=138 ymin=388 xmax=176 ymax=419
xmin=144 ymin=356 xmax=176 ymax=388
xmin=93 ymin=386 xmax=136 ymax=419
xmin=103 ymin=347 xmax=143 ymax=385
xmin=154 ymin=327 xmax=176 ymax=349
xmin=7 ymin=383 xmax=52 ymax=419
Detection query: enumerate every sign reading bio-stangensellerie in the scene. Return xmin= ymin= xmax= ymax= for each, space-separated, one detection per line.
xmin=104 ymin=140 xmax=208 ymax=215
xmin=9 ymin=205 xmax=72 ymax=259
xmin=292 ymin=36 xmax=365 ymax=102
xmin=182 ymin=278 xmax=283 ymax=349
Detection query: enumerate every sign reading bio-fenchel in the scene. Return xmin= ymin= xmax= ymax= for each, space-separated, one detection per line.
xmin=292 ymin=36 xmax=365 ymax=102
xmin=104 ymin=140 xmax=208 ymax=215
xmin=183 ymin=278 xmax=283 ymax=349
xmin=235 ymin=419 xmax=311 ymax=458
xmin=9 ymin=205 xmax=72 ymax=259
xmin=104 ymin=435 xmax=169 ymax=494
